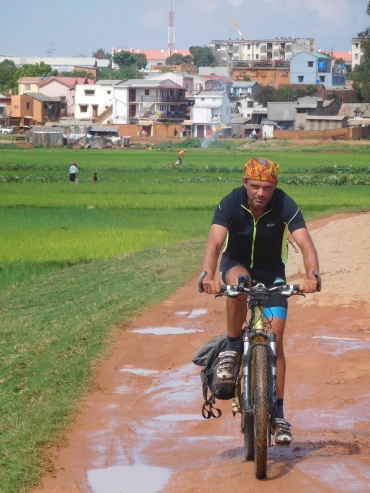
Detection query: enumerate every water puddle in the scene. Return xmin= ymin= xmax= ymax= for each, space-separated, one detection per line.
xmin=132 ymin=326 xmax=203 ymax=335
xmin=310 ymin=334 xmax=370 ymax=356
xmin=87 ymin=464 xmax=171 ymax=493
xmin=312 ymin=335 xmax=370 ymax=342
xmin=174 ymin=309 xmax=207 ymax=318
xmin=153 ymin=414 xmax=204 ymax=422
xmin=188 ymin=309 xmax=207 ymax=318
xmin=120 ymin=368 xmax=159 ymax=376
xmin=297 ymin=457 xmax=370 ymax=492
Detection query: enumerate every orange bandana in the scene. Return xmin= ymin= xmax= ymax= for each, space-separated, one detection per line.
xmin=244 ymin=158 xmax=279 ymax=182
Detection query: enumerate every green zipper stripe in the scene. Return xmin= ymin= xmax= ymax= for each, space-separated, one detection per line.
xmin=241 ymin=205 xmax=271 ymax=268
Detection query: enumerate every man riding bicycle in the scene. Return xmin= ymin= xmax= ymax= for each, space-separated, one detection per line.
xmin=201 ymin=157 xmax=320 ymax=444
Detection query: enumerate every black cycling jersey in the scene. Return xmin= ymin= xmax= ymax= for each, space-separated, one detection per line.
xmin=212 ymin=186 xmax=306 ymax=270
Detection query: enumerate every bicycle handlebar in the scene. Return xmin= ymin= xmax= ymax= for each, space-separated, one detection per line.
xmin=198 ymin=270 xmax=322 ymax=298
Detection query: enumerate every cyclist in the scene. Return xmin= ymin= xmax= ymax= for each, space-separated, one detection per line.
xmin=200 ymin=157 xmax=320 ymax=444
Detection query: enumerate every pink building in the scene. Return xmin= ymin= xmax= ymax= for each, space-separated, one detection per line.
xmin=38 ymin=77 xmax=94 ymax=116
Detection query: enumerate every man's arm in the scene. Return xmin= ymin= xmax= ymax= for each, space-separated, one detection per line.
xmin=201 ymin=224 xmax=228 ymax=294
xmin=291 ymin=227 xmax=320 ymax=293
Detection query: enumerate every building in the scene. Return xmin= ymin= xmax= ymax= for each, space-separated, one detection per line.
xmin=210 ymin=37 xmax=315 ymax=64
xmin=184 ymin=77 xmax=232 ymax=138
xmin=0 ymin=55 xmax=110 ymax=72
xmin=0 ymin=93 xmax=11 ymax=128
xmin=351 ymin=39 xmax=363 ymax=69
xmin=267 ymin=102 xmax=297 ymax=130
xmin=290 ymin=52 xmax=346 ymax=86
xmin=305 ymin=115 xmax=348 ymax=130
xmin=230 ymin=81 xmax=259 ymax=99
xmin=73 ymin=81 xmax=122 ymax=122
xmin=18 ymin=77 xmax=43 ymax=95
xmin=231 ymin=61 xmax=290 ymax=85
xmin=112 ymin=79 xmax=187 ymax=130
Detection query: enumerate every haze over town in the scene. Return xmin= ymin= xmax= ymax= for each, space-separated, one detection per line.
xmin=0 ymin=0 xmax=368 ymax=57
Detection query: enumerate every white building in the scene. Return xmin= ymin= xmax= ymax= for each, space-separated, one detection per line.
xmin=187 ymin=89 xmax=231 ymax=138
xmin=210 ymin=37 xmax=315 ymax=64
xmin=351 ymin=38 xmax=364 ymax=69
xmin=112 ymin=79 xmax=187 ymax=127
xmin=0 ymin=55 xmax=109 ymax=72
xmin=74 ymin=81 xmax=121 ymax=122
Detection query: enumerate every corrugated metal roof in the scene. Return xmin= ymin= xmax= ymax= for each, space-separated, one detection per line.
xmin=25 ymin=93 xmax=61 ymax=102
xmin=338 ymin=103 xmax=370 ymax=118
xmin=116 ymin=79 xmax=182 ymax=88
xmin=91 ymin=125 xmax=119 ymax=132
xmin=306 ymin=116 xmax=347 ymax=120
xmin=94 ymin=80 xmax=124 ymax=85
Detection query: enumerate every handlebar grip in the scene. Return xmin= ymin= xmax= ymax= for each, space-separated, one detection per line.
xmin=198 ymin=270 xmax=207 ymax=293
xmin=312 ymin=270 xmax=322 ymax=292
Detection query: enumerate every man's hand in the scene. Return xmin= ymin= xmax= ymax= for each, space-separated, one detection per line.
xmin=298 ymin=278 xmax=319 ymax=293
xmin=202 ymin=278 xmax=222 ymax=295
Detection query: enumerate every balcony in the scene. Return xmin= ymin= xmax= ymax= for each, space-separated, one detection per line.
xmin=136 ymin=95 xmax=186 ymax=103
xmin=138 ymin=109 xmax=186 ymax=121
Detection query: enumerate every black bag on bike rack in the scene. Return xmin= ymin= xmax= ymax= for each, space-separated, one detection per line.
xmin=192 ymin=334 xmax=236 ymax=419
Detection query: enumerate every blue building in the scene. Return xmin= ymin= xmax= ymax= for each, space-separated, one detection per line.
xmin=290 ymin=51 xmax=346 ymax=86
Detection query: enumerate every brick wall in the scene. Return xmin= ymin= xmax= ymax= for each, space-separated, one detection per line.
xmin=274 ymin=126 xmax=370 ymax=140
xmin=115 ymin=123 xmax=184 ymax=138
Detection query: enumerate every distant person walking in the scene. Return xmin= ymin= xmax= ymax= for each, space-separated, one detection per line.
xmin=93 ymin=172 xmax=98 ymax=182
xmin=176 ymin=149 xmax=185 ymax=165
xmin=251 ymin=129 xmax=257 ymax=140
xmin=69 ymin=162 xmax=78 ymax=183
xmin=173 ymin=128 xmax=178 ymax=137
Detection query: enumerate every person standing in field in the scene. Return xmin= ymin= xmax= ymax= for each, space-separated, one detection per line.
xmin=93 ymin=172 xmax=98 ymax=182
xmin=69 ymin=162 xmax=78 ymax=184
xmin=177 ymin=149 xmax=185 ymax=165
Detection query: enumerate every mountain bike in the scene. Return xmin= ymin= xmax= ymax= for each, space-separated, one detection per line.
xmin=198 ymin=270 xmax=321 ymax=479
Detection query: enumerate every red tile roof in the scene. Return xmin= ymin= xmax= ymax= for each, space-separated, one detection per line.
xmin=38 ymin=76 xmax=94 ymax=88
xmin=18 ymin=77 xmax=43 ymax=83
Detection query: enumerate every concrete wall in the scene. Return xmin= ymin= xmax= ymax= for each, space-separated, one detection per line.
xmin=290 ymin=52 xmax=331 ymax=85
xmin=231 ymin=67 xmax=290 ymax=85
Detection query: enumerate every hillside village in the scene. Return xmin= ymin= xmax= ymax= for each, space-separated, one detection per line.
xmin=0 ymin=34 xmax=369 ymax=146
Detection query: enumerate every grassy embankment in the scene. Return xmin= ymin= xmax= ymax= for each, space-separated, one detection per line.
xmin=0 ymin=143 xmax=370 ymax=492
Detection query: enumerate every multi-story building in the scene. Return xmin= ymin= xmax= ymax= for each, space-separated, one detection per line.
xmin=290 ymin=51 xmax=346 ymax=86
xmin=351 ymin=38 xmax=364 ymax=69
xmin=210 ymin=37 xmax=315 ymax=64
xmin=112 ymin=79 xmax=187 ymax=127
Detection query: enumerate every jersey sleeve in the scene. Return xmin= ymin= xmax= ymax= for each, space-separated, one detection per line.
xmin=282 ymin=193 xmax=306 ymax=233
xmin=211 ymin=188 xmax=240 ymax=229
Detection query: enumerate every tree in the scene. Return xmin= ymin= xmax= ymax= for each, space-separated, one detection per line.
xmin=92 ymin=48 xmax=112 ymax=61
xmin=98 ymin=66 xmax=144 ymax=81
xmin=0 ymin=59 xmax=17 ymax=91
xmin=134 ymin=53 xmax=148 ymax=70
xmin=255 ymin=86 xmax=277 ymax=105
xmin=189 ymin=46 xmax=216 ymax=67
xmin=11 ymin=62 xmax=57 ymax=94
xmin=165 ymin=53 xmax=194 ymax=65
xmin=58 ymin=70 xmax=95 ymax=80
xmin=112 ymin=51 xmax=147 ymax=71
xmin=351 ymin=1 xmax=370 ymax=101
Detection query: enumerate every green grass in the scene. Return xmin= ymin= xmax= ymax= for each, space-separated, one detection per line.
xmin=0 ymin=145 xmax=369 ymax=492
xmin=0 ymin=241 xmax=205 ymax=492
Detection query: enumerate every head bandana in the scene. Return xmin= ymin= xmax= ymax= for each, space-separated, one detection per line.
xmin=244 ymin=157 xmax=279 ymax=182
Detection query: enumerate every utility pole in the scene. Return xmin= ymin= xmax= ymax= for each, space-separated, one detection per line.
xmin=168 ymin=0 xmax=176 ymax=56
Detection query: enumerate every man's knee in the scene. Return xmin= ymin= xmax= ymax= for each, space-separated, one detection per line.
xmin=224 ymin=266 xmax=250 ymax=285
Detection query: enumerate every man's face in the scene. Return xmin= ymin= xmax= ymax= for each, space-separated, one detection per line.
xmin=243 ymin=178 xmax=276 ymax=209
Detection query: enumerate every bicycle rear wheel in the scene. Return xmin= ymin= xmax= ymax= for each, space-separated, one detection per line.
xmin=253 ymin=345 xmax=269 ymax=479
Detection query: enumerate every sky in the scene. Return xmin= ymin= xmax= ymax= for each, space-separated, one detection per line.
xmin=0 ymin=0 xmax=368 ymax=58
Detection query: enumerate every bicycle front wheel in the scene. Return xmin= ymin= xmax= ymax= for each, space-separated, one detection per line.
xmin=253 ymin=345 xmax=269 ymax=479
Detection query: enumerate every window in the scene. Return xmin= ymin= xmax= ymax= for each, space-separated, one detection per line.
xmin=256 ymin=54 xmax=259 ymax=60
xmin=25 ymin=84 xmax=30 ymax=90
xmin=255 ymin=43 xmax=259 ymax=49
xmin=215 ymin=44 xmax=221 ymax=50
xmin=84 ymin=90 xmax=95 ymax=96
xmin=267 ymin=43 xmax=272 ymax=50
xmin=355 ymin=54 xmax=358 ymax=60
xmin=308 ymin=61 xmax=314 ymax=67
xmin=319 ymin=75 xmax=325 ymax=82
xmin=107 ymin=90 xmax=111 ymax=95
xmin=355 ymin=43 xmax=359 ymax=48
xmin=201 ymin=98 xmax=205 ymax=101
xmin=26 ymin=102 xmax=30 ymax=109
xmin=298 ymin=76 xmax=304 ymax=82
xmin=145 ymin=89 xmax=149 ymax=95
xmin=80 ymin=105 xmax=88 ymax=113
xmin=247 ymin=44 xmax=250 ymax=49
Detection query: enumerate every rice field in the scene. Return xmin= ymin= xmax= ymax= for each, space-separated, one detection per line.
xmin=0 ymin=145 xmax=369 ymax=289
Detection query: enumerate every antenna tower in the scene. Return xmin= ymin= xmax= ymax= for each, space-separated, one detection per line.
xmin=168 ymin=0 xmax=175 ymax=55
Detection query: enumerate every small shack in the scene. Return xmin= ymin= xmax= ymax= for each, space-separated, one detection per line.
xmin=90 ymin=125 xmax=120 ymax=138
xmin=26 ymin=126 xmax=64 ymax=147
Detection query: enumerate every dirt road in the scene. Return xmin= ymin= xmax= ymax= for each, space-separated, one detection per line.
xmin=33 ymin=212 xmax=370 ymax=493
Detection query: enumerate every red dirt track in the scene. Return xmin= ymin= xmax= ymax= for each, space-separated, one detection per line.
xmin=33 ymin=212 xmax=370 ymax=493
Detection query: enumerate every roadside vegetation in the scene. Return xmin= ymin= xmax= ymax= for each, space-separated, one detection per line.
xmin=0 ymin=144 xmax=369 ymax=492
